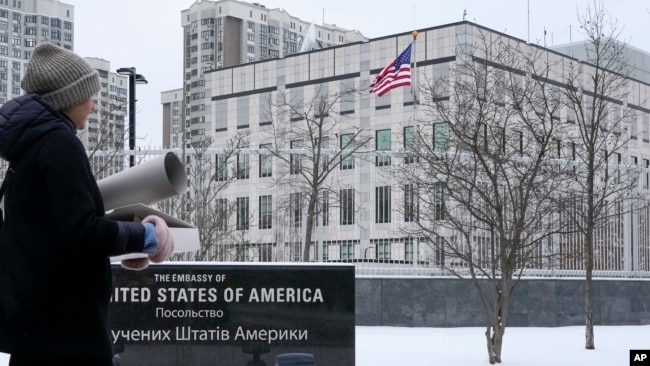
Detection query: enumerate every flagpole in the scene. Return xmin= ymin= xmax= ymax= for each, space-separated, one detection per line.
xmin=411 ymin=29 xmax=419 ymax=270
xmin=411 ymin=30 xmax=418 ymax=126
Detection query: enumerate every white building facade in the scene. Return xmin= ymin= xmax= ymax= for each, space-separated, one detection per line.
xmin=193 ymin=21 xmax=650 ymax=273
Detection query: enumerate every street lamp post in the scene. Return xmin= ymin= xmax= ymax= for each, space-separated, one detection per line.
xmin=117 ymin=67 xmax=148 ymax=167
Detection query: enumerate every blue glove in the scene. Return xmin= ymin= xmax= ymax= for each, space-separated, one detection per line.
xmin=142 ymin=223 xmax=159 ymax=254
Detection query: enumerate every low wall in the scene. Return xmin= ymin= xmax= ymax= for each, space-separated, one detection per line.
xmin=355 ymin=277 xmax=650 ymax=327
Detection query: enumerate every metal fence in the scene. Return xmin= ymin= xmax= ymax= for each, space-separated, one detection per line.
xmin=4 ymin=147 xmax=650 ymax=278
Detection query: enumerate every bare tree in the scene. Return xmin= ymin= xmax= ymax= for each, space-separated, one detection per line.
xmin=160 ymin=132 xmax=250 ymax=261
xmin=263 ymin=85 xmax=373 ymax=261
xmin=399 ymin=29 xmax=573 ymax=364
xmin=82 ymin=100 xmax=128 ymax=180
xmin=558 ymin=1 xmax=639 ymax=350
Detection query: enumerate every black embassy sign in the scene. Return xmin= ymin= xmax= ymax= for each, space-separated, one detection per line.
xmin=110 ymin=263 xmax=355 ymax=365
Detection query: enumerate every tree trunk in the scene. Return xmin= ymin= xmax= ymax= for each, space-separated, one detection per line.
xmin=585 ymin=169 xmax=595 ymax=350
xmin=585 ymin=228 xmax=595 ymax=349
xmin=485 ymin=279 xmax=509 ymax=364
xmin=302 ymin=188 xmax=318 ymax=261
xmin=485 ymin=324 xmax=504 ymax=364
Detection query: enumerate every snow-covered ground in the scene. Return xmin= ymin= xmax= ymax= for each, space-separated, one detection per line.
xmin=0 ymin=325 xmax=647 ymax=365
xmin=356 ymin=325 xmax=649 ymax=365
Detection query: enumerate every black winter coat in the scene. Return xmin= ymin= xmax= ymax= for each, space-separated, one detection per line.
xmin=0 ymin=94 xmax=146 ymax=360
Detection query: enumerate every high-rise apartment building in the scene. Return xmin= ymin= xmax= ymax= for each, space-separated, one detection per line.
xmin=0 ymin=0 xmax=129 ymax=158
xmin=165 ymin=0 xmax=367 ymax=149
xmin=161 ymin=88 xmax=183 ymax=148
xmin=0 ymin=0 xmax=73 ymax=104
xmin=80 ymin=57 xmax=129 ymax=177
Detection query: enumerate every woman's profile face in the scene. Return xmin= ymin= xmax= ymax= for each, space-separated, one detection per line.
xmin=64 ymin=98 xmax=95 ymax=130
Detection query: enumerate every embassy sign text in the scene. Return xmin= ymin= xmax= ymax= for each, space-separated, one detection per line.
xmin=110 ymin=263 xmax=354 ymax=356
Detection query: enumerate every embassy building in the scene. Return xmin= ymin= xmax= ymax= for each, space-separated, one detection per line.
xmin=191 ymin=20 xmax=650 ymax=275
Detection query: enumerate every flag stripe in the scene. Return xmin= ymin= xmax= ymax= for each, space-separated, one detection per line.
xmin=369 ymin=43 xmax=412 ymax=96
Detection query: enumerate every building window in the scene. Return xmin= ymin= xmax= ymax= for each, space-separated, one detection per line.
xmin=376 ymin=129 xmax=391 ymax=166
xmin=340 ymin=240 xmax=355 ymax=260
xmin=552 ymin=138 xmax=561 ymax=158
xmin=318 ymin=190 xmax=329 ymax=226
xmin=340 ymin=133 xmax=354 ymax=170
xmin=290 ymin=192 xmax=302 ymax=227
xmin=515 ymin=130 xmax=524 ymax=154
xmin=433 ymin=122 xmax=449 ymax=152
xmin=317 ymin=136 xmax=329 ymax=170
xmin=259 ymin=143 xmax=272 ymax=177
xmin=405 ymin=238 xmax=414 ymax=262
xmin=404 ymin=184 xmax=418 ymax=222
xmin=237 ymin=150 xmax=250 ymax=179
xmin=201 ymin=42 xmax=214 ymax=49
xmin=259 ymin=195 xmax=272 ymax=229
xmin=567 ymin=104 xmax=576 ymax=123
xmin=340 ymin=188 xmax=354 ymax=225
xmin=375 ymin=186 xmax=391 ymax=223
xmin=643 ymin=159 xmax=650 ymax=189
xmin=376 ymin=239 xmax=391 ymax=260
xmin=236 ymin=197 xmax=249 ymax=230
xmin=290 ymin=140 xmax=302 ymax=175
xmin=433 ymin=182 xmax=445 ymax=220
xmin=434 ymin=237 xmax=445 ymax=266
xmin=216 ymin=198 xmax=228 ymax=231
xmin=215 ymin=154 xmax=227 ymax=181
xmin=404 ymin=126 xmax=417 ymax=164
xmin=319 ymin=241 xmax=329 ymax=261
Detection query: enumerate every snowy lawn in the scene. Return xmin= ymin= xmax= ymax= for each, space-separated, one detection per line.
xmin=356 ymin=325 xmax=649 ymax=365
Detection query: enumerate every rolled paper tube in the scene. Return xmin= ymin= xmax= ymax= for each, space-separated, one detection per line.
xmin=97 ymin=152 xmax=187 ymax=211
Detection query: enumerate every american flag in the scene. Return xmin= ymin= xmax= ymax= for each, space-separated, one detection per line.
xmin=369 ymin=43 xmax=412 ymax=96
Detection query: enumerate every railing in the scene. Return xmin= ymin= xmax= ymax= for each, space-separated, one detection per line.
xmin=4 ymin=147 xmax=650 ymax=279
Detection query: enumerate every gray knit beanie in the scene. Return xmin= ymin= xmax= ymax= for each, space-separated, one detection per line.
xmin=21 ymin=42 xmax=100 ymax=111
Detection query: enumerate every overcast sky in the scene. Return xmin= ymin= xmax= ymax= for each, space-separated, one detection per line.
xmin=67 ymin=0 xmax=649 ymax=147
